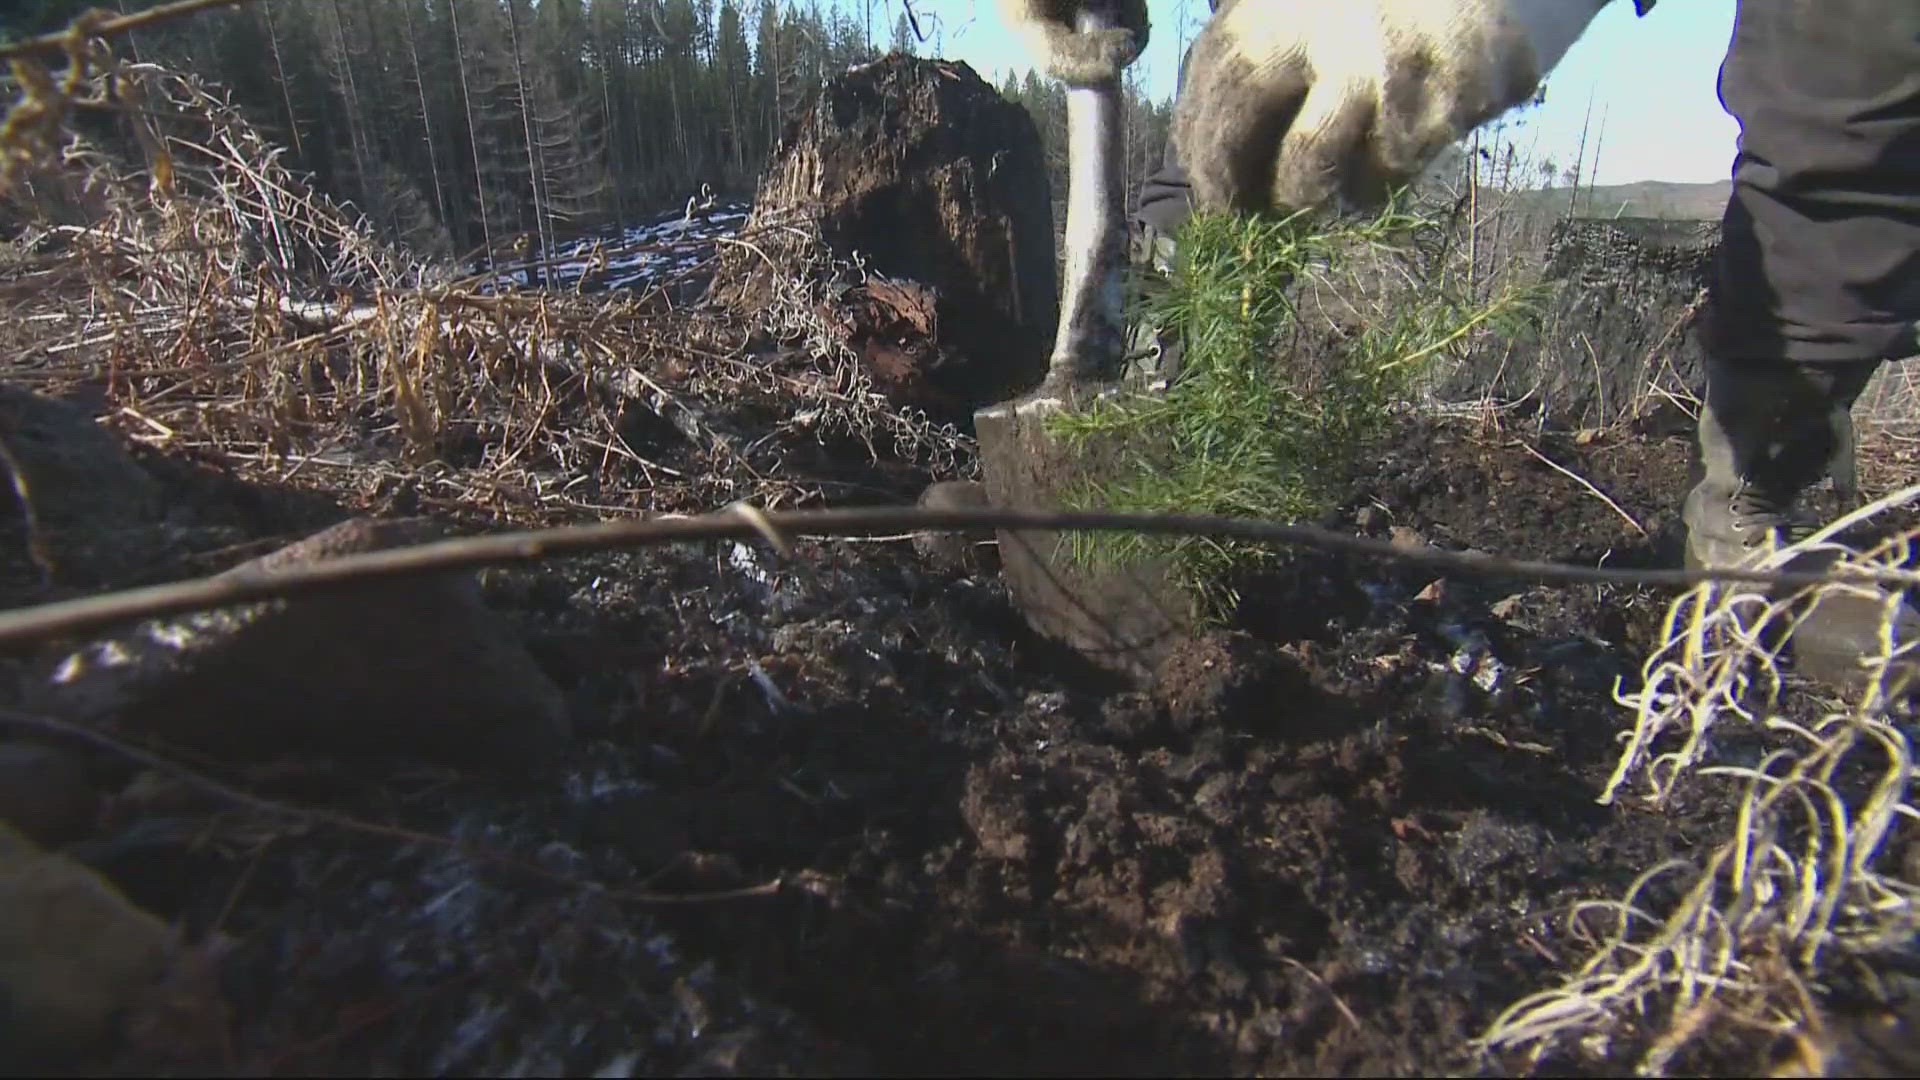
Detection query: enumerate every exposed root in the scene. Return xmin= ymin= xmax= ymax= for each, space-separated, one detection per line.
xmin=1479 ymin=488 xmax=1920 ymax=1074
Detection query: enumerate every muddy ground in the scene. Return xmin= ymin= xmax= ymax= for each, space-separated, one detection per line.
xmin=7 ymin=392 xmax=1919 ymax=1076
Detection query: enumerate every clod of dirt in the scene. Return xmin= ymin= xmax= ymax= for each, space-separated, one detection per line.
xmin=0 ymin=820 xmax=177 ymax=1064
xmin=1786 ymin=999 xmax=1920 ymax=1077
xmin=29 ymin=517 xmax=569 ymax=771
xmin=0 ymin=383 xmax=167 ymax=593
xmin=1489 ymin=592 xmax=1529 ymax=620
xmin=0 ymin=739 xmax=98 ymax=843
xmin=1444 ymin=809 xmax=1556 ymax=891
xmin=913 ymin=479 xmax=1000 ymax=575
xmin=1155 ymin=630 xmax=1315 ymax=737
xmin=962 ymin=749 xmax=1039 ymax=862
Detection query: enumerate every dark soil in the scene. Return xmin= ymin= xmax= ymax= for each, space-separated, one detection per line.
xmin=11 ymin=411 xmax=1915 ymax=1077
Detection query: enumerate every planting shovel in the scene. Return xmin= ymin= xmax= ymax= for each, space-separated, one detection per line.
xmin=972 ymin=4 xmax=1197 ymax=676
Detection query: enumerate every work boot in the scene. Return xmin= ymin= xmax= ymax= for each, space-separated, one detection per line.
xmin=1679 ymin=356 xmax=1920 ymax=691
xmin=1121 ymin=218 xmax=1183 ymax=390
xmin=1682 ymin=356 xmax=1879 ymax=571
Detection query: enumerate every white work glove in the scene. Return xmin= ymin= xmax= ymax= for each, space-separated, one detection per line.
xmin=1174 ymin=0 xmax=1653 ymax=214
xmin=998 ymin=1 xmax=1151 ymax=85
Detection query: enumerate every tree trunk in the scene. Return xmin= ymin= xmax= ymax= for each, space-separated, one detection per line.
xmin=448 ymin=0 xmax=494 ymax=268
xmin=399 ymin=0 xmax=449 ymax=231
xmin=323 ymin=0 xmax=382 ymax=230
xmin=261 ymin=2 xmax=303 ymax=160
xmin=503 ymin=0 xmax=553 ymax=286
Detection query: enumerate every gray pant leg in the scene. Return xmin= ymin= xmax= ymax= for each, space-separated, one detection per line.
xmin=1134 ymin=135 xmax=1194 ymax=236
xmin=1708 ymin=0 xmax=1920 ymax=363
xmin=1132 ymin=31 xmax=1208 ymax=237
xmin=1128 ymin=148 xmax=1190 ymax=233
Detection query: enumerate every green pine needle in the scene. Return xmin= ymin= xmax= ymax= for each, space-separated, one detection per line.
xmin=1047 ymin=199 xmax=1543 ymax=619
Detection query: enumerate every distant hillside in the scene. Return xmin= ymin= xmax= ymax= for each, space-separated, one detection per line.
xmin=1505 ymin=179 xmax=1730 ymax=221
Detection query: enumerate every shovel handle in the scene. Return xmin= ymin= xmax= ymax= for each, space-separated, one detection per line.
xmin=1045 ymin=4 xmax=1131 ymax=389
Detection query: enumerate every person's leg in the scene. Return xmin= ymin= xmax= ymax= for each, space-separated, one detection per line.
xmin=1130 ymin=3 xmax=1217 ymax=244
xmin=1124 ymin=62 xmax=1198 ymax=386
xmin=1685 ymin=0 xmax=1920 ymax=569
xmin=1685 ymin=356 xmax=1877 ymax=568
xmin=1133 ymin=133 xmax=1194 ymax=249
xmin=1125 ymin=15 xmax=1227 ymax=387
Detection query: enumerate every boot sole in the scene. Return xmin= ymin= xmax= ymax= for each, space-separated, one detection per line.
xmin=1678 ymin=546 xmax=1920 ymax=697
xmin=1787 ymin=584 xmax=1920 ymax=697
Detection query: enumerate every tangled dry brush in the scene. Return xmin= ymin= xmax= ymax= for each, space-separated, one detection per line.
xmin=1 ymin=45 xmax=966 ymax=532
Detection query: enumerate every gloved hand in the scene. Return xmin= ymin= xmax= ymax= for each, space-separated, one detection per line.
xmin=998 ymin=1 xmax=1151 ymax=85
xmin=1174 ymin=0 xmax=1649 ymax=214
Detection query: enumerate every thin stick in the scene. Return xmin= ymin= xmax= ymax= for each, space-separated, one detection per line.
xmin=1282 ymin=957 xmax=1363 ymax=1031
xmin=0 ymin=0 xmax=255 ymax=61
xmin=1517 ymin=439 xmax=1646 ymax=536
xmin=5 ymin=499 xmax=1920 ymax=650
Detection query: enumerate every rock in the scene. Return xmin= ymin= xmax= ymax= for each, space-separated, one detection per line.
xmin=1388 ymin=526 xmax=1429 ymax=551
xmin=912 ymin=480 xmax=1000 ymax=574
xmin=708 ymin=55 xmax=1056 ymax=416
xmin=1489 ymin=593 xmax=1528 ymax=620
xmin=0 ymin=820 xmax=176 ymax=1063
xmin=0 ymin=383 xmax=168 ymax=591
xmin=31 ymin=517 xmax=570 ymax=772
xmin=0 ymin=741 xmax=98 ymax=843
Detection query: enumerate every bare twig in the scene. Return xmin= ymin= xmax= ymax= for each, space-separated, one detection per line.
xmin=6 ymin=497 xmax=1920 ymax=651
xmin=1281 ymin=956 xmax=1363 ymax=1032
xmin=0 ymin=0 xmax=256 ymax=62
xmin=1516 ymin=438 xmax=1646 ymax=536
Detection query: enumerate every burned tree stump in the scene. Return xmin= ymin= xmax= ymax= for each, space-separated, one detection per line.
xmin=1425 ymin=216 xmax=1717 ymax=430
xmin=1535 ymin=216 xmax=1716 ymax=424
xmin=709 ymin=55 xmax=1057 ymax=417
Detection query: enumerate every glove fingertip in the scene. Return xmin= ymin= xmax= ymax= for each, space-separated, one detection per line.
xmin=1174 ymin=48 xmax=1311 ymax=213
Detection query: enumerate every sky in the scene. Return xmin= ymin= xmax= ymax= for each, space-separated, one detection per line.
xmin=921 ymin=0 xmax=1741 ymax=188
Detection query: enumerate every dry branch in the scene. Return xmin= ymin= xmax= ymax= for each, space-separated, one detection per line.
xmin=3 ymin=57 xmax=969 ymax=529
xmin=0 ymin=1 xmax=256 ymax=62
xmin=5 ymin=499 xmax=1920 ymax=651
